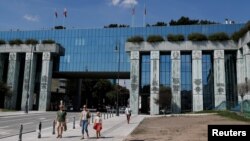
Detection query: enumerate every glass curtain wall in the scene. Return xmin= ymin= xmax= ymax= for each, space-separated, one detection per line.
xmin=181 ymin=53 xmax=192 ymax=112
xmin=159 ymin=53 xmax=171 ymax=114
xmin=140 ymin=54 xmax=150 ymax=114
xmin=224 ymin=51 xmax=238 ymax=109
xmin=202 ymin=53 xmax=214 ymax=110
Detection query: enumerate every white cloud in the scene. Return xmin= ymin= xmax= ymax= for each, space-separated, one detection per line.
xmin=23 ymin=14 xmax=39 ymax=22
xmin=109 ymin=0 xmax=138 ymax=8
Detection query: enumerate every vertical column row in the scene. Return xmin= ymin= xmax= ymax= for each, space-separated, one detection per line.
xmin=150 ymin=51 xmax=160 ymax=115
xmin=243 ymin=45 xmax=250 ymax=100
xmin=39 ymin=52 xmax=53 ymax=111
xmin=192 ymin=51 xmax=203 ymax=111
xmin=4 ymin=53 xmax=20 ymax=109
xmin=236 ymin=50 xmax=245 ymax=101
xmin=213 ymin=50 xmax=226 ymax=109
xmin=129 ymin=51 xmax=140 ymax=115
xmin=21 ymin=53 xmax=37 ymax=110
xmin=171 ymin=51 xmax=181 ymax=113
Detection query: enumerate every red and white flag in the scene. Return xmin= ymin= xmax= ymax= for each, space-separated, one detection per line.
xmin=63 ymin=8 xmax=67 ymax=18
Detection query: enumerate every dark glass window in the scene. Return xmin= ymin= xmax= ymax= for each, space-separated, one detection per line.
xmin=140 ymin=54 xmax=150 ymax=114
xmin=181 ymin=53 xmax=192 ymax=112
xmin=225 ymin=51 xmax=238 ymax=109
xmin=202 ymin=53 xmax=214 ymax=110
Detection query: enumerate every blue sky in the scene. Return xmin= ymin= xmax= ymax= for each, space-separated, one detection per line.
xmin=0 ymin=0 xmax=249 ymax=30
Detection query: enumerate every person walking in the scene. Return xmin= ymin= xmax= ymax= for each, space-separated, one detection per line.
xmin=80 ymin=105 xmax=91 ymax=139
xmin=125 ymin=105 xmax=132 ymax=124
xmin=93 ymin=112 xmax=102 ymax=139
xmin=56 ymin=105 xmax=67 ymax=138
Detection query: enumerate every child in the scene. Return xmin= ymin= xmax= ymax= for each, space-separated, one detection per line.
xmin=93 ymin=112 xmax=102 ymax=139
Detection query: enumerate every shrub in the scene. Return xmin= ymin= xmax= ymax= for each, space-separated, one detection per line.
xmin=42 ymin=39 xmax=55 ymax=44
xmin=208 ymin=32 xmax=229 ymax=41
xmin=147 ymin=35 xmax=164 ymax=43
xmin=9 ymin=39 xmax=23 ymax=45
xmin=127 ymin=36 xmax=144 ymax=43
xmin=25 ymin=39 xmax=38 ymax=45
xmin=0 ymin=39 xmax=6 ymax=45
xmin=167 ymin=34 xmax=185 ymax=42
xmin=231 ymin=21 xmax=250 ymax=41
xmin=188 ymin=33 xmax=207 ymax=41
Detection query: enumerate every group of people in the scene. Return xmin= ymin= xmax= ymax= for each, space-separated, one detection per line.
xmin=56 ymin=104 xmax=132 ymax=139
xmin=55 ymin=104 xmax=103 ymax=139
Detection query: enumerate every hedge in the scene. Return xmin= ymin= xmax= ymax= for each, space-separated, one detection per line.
xmin=0 ymin=39 xmax=6 ymax=45
xmin=25 ymin=39 xmax=38 ymax=45
xmin=147 ymin=35 xmax=164 ymax=43
xmin=167 ymin=34 xmax=185 ymax=42
xmin=208 ymin=32 xmax=229 ymax=41
xmin=127 ymin=36 xmax=144 ymax=43
xmin=42 ymin=39 xmax=55 ymax=44
xmin=9 ymin=39 xmax=23 ymax=45
xmin=188 ymin=33 xmax=207 ymax=41
xmin=231 ymin=21 xmax=250 ymax=41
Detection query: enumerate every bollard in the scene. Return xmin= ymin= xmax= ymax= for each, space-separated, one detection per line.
xmin=107 ymin=112 xmax=108 ymax=119
xmin=73 ymin=117 xmax=75 ymax=129
xmin=38 ymin=121 xmax=42 ymax=138
xmin=91 ymin=113 xmax=94 ymax=123
xmin=52 ymin=120 xmax=56 ymax=135
xmin=18 ymin=124 xmax=23 ymax=141
xmin=110 ymin=111 xmax=111 ymax=118
xmin=104 ymin=113 xmax=106 ymax=119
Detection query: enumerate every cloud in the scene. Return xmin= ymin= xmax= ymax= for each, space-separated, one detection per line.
xmin=109 ymin=0 xmax=138 ymax=8
xmin=23 ymin=14 xmax=39 ymax=22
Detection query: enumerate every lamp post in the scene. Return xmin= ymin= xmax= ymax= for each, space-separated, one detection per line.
xmin=25 ymin=45 xmax=35 ymax=114
xmin=115 ymin=43 xmax=120 ymax=116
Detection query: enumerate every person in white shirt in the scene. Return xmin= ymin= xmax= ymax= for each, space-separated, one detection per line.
xmin=125 ymin=106 xmax=132 ymax=124
xmin=93 ymin=112 xmax=102 ymax=139
xmin=79 ymin=105 xmax=91 ymax=139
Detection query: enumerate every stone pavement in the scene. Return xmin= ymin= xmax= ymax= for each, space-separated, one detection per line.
xmin=1 ymin=114 xmax=146 ymax=141
xmin=0 ymin=111 xmax=45 ymax=117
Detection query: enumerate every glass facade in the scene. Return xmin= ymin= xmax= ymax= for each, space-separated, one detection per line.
xmin=181 ymin=53 xmax=192 ymax=112
xmin=225 ymin=51 xmax=238 ymax=109
xmin=140 ymin=54 xmax=150 ymax=114
xmin=202 ymin=53 xmax=214 ymax=110
xmin=0 ymin=24 xmax=244 ymax=74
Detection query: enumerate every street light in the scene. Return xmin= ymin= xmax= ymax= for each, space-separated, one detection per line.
xmin=114 ymin=43 xmax=120 ymax=116
xmin=25 ymin=45 xmax=35 ymax=114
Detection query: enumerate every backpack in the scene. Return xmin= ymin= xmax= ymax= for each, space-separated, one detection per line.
xmin=87 ymin=112 xmax=91 ymax=118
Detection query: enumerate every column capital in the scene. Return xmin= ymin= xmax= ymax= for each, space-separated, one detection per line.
xmin=25 ymin=53 xmax=34 ymax=61
xmin=192 ymin=50 xmax=202 ymax=60
xmin=214 ymin=50 xmax=224 ymax=59
xmin=42 ymin=52 xmax=51 ymax=61
xmin=243 ymin=45 xmax=250 ymax=55
xmin=150 ymin=51 xmax=160 ymax=60
xmin=171 ymin=51 xmax=180 ymax=60
xmin=9 ymin=53 xmax=17 ymax=61
xmin=130 ymin=51 xmax=139 ymax=60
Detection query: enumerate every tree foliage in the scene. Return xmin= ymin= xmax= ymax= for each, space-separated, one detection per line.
xmin=208 ymin=32 xmax=229 ymax=41
xmin=169 ymin=16 xmax=217 ymax=26
xmin=127 ymin=36 xmax=144 ymax=43
xmin=9 ymin=39 xmax=23 ymax=45
xmin=167 ymin=34 xmax=185 ymax=42
xmin=152 ymin=21 xmax=167 ymax=27
xmin=147 ymin=35 xmax=164 ymax=43
xmin=104 ymin=24 xmax=129 ymax=28
xmin=188 ymin=33 xmax=208 ymax=41
xmin=0 ymin=39 xmax=6 ymax=45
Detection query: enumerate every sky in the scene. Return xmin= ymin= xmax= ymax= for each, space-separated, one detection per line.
xmin=0 ymin=0 xmax=250 ymax=30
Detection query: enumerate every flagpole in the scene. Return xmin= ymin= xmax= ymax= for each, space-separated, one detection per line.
xmin=143 ymin=0 xmax=146 ymax=27
xmin=131 ymin=5 xmax=135 ymax=27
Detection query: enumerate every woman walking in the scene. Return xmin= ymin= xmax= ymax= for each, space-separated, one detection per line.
xmin=93 ymin=112 xmax=102 ymax=139
xmin=80 ymin=105 xmax=91 ymax=139
xmin=56 ymin=105 xmax=67 ymax=138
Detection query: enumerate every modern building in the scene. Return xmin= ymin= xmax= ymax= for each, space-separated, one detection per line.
xmin=0 ymin=23 xmax=250 ymax=115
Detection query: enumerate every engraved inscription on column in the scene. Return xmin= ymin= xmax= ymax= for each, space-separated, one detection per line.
xmin=214 ymin=50 xmax=224 ymax=59
xmin=171 ymin=51 xmax=180 ymax=59
xmin=131 ymin=51 xmax=139 ymax=60
xmin=42 ymin=52 xmax=51 ymax=61
xmin=192 ymin=51 xmax=202 ymax=59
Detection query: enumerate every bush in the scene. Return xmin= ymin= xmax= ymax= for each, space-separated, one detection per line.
xmin=0 ymin=39 xmax=6 ymax=45
xmin=188 ymin=33 xmax=207 ymax=41
xmin=208 ymin=32 xmax=229 ymax=41
xmin=42 ymin=39 xmax=55 ymax=44
xmin=127 ymin=36 xmax=144 ymax=43
xmin=167 ymin=34 xmax=185 ymax=42
xmin=25 ymin=39 xmax=38 ymax=45
xmin=231 ymin=21 xmax=250 ymax=41
xmin=147 ymin=35 xmax=164 ymax=43
xmin=9 ymin=39 xmax=23 ymax=45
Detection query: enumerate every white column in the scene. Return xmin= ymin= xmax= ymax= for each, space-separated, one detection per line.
xmin=21 ymin=53 xmax=37 ymax=110
xmin=192 ymin=51 xmax=203 ymax=112
xmin=171 ymin=51 xmax=181 ymax=113
xmin=4 ymin=53 xmax=20 ymax=109
xmin=243 ymin=45 xmax=250 ymax=100
xmin=130 ymin=51 xmax=140 ymax=115
xmin=150 ymin=51 xmax=160 ymax=115
xmin=237 ymin=49 xmax=245 ymax=102
xmin=213 ymin=50 xmax=226 ymax=109
xmin=39 ymin=52 xmax=53 ymax=111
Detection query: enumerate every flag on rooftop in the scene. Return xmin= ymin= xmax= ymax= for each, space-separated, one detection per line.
xmin=63 ymin=8 xmax=67 ymax=18
xmin=55 ymin=10 xmax=58 ymax=18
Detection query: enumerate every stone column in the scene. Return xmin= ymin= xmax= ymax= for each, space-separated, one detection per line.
xmin=150 ymin=51 xmax=159 ymax=115
xmin=192 ymin=51 xmax=203 ymax=112
xmin=39 ymin=52 xmax=53 ymax=111
xmin=243 ymin=45 xmax=250 ymax=100
xmin=0 ymin=54 xmax=4 ymax=81
xmin=130 ymin=51 xmax=140 ymax=115
xmin=21 ymin=53 xmax=37 ymax=110
xmin=171 ymin=51 xmax=181 ymax=113
xmin=237 ymin=49 xmax=245 ymax=102
xmin=213 ymin=50 xmax=226 ymax=109
xmin=4 ymin=53 xmax=20 ymax=109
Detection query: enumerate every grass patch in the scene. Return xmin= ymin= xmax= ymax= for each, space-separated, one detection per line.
xmin=0 ymin=109 xmax=16 ymax=112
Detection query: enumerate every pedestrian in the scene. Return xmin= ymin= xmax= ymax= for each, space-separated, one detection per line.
xmin=80 ymin=105 xmax=91 ymax=139
xmin=125 ymin=105 xmax=132 ymax=124
xmin=56 ymin=104 xmax=67 ymax=138
xmin=93 ymin=112 xmax=102 ymax=139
